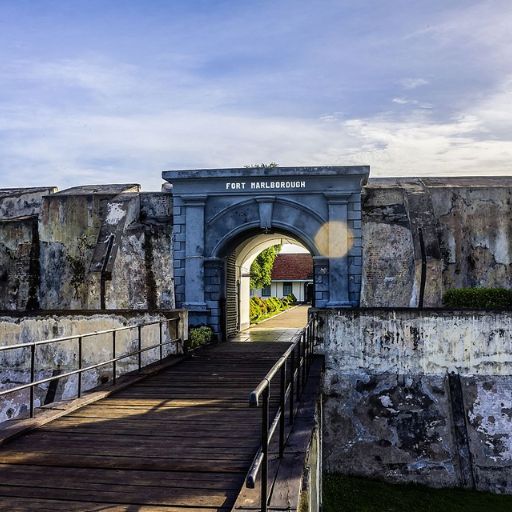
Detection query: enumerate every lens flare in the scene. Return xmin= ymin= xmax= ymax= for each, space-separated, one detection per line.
xmin=314 ymin=220 xmax=353 ymax=258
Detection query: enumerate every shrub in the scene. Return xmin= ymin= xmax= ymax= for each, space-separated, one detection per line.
xmin=266 ymin=297 xmax=282 ymax=312
xmin=188 ymin=326 xmax=213 ymax=349
xmin=287 ymin=293 xmax=297 ymax=304
xmin=443 ymin=288 xmax=512 ymax=308
xmin=253 ymin=296 xmax=268 ymax=314
xmin=250 ymin=298 xmax=261 ymax=322
xmin=249 ymin=295 xmax=295 ymax=324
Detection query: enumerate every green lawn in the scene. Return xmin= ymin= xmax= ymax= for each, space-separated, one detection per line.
xmin=323 ymin=474 xmax=512 ymax=512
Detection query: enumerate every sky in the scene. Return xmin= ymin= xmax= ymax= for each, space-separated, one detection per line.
xmin=1 ymin=0 xmax=511 ymax=191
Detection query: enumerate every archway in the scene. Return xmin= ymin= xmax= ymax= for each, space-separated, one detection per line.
xmin=220 ymin=231 xmax=312 ymax=337
xmin=162 ymin=166 xmax=369 ymax=337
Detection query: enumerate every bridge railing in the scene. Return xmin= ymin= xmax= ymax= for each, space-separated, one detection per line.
xmin=246 ymin=312 xmax=317 ymax=512
xmin=0 ymin=317 xmax=182 ymax=419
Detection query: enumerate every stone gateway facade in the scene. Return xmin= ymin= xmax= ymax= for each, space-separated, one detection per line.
xmin=162 ymin=166 xmax=369 ymax=335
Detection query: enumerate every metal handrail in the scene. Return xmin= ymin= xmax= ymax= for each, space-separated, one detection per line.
xmin=0 ymin=319 xmax=178 ymax=352
xmin=0 ymin=317 xmax=182 ymax=419
xmin=246 ymin=312 xmax=317 ymax=512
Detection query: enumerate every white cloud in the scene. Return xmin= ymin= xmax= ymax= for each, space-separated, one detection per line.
xmin=392 ymin=97 xmax=411 ymax=105
xmin=400 ymin=78 xmax=429 ymax=90
xmin=1 ymin=57 xmax=512 ymax=191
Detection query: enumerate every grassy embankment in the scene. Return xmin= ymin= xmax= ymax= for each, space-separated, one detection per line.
xmin=323 ymin=474 xmax=512 ymax=512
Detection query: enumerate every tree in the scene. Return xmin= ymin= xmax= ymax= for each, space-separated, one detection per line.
xmin=250 ymin=244 xmax=281 ymax=289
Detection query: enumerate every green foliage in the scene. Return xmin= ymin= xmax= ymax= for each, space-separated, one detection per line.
xmin=249 ymin=295 xmax=295 ymax=324
xmin=323 ymin=473 xmax=512 ymax=512
xmin=188 ymin=326 xmax=213 ymax=349
xmin=443 ymin=288 xmax=512 ymax=308
xmin=250 ymin=244 xmax=281 ymax=289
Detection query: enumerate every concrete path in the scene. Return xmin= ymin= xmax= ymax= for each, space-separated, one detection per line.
xmin=230 ymin=305 xmax=309 ymax=342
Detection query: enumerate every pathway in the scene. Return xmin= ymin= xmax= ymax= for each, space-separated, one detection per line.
xmin=231 ymin=305 xmax=309 ymax=342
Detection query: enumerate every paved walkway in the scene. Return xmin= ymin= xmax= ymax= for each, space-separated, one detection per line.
xmin=231 ymin=305 xmax=309 ymax=342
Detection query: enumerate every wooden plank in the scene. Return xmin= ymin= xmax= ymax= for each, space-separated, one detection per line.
xmin=0 ymin=484 xmax=238 ymax=508
xmin=27 ymin=429 xmax=258 ymax=448
xmin=2 ymin=437 xmax=257 ymax=458
xmin=0 ymin=496 xmax=229 ymax=512
xmin=43 ymin=415 xmax=261 ymax=431
xmin=0 ymin=452 xmax=251 ymax=472
xmin=0 ymin=464 xmax=244 ymax=489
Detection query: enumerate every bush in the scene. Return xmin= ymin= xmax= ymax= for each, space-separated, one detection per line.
xmin=249 ymin=295 xmax=294 ymax=323
xmin=443 ymin=288 xmax=512 ymax=308
xmin=250 ymin=298 xmax=261 ymax=322
xmin=287 ymin=293 xmax=297 ymax=304
xmin=266 ymin=297 xmax=283 ymax=312
xmin=188 ymin=326 xmax=213 ymax=349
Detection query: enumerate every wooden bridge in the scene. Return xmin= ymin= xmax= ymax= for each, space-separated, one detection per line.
xmin=0 ymin=307 xmax=321 ymax=512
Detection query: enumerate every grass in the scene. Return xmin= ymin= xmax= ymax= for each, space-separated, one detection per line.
xmin=323 ymin=474 xmax=512 ymax=512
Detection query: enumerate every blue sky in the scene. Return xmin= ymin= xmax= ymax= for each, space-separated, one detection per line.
xmin=1 ymin=0 xmax=511 ymax=191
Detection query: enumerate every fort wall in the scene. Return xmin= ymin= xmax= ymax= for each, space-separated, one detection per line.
xmin=318 ymin=308 xmax=512 ymax=493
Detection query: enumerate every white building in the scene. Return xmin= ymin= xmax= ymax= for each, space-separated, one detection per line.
xmin=251 ymin=253 xmax=314 ymax=303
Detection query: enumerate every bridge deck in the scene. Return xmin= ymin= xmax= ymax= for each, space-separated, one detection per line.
xmin=0 ymin=341 xmax=292 ymax=511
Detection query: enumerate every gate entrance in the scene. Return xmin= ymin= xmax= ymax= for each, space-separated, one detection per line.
xmin=223 ymin=231 xmax=310 ymax=337
xmin=162 ymin=166 xmax=369 ymax=337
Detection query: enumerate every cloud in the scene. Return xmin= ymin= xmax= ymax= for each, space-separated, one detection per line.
xmin=391 ymin=97 xmax=433 ymax=109
xmin=400 ymin=78 xmax=429 ymax=90
xmin=1 ymin=75 xmax=511 ymax=192
xmin=1 ymin=35 xmax=511 ymax=192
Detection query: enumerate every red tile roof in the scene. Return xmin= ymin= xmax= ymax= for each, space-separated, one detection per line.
xmin=271 ymin=253 xmax=313 ymax=281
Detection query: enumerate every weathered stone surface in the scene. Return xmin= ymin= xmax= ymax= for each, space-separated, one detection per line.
xmin=323 ymin=373 xmax=458 ymax=487
xmin=464 ymin=376 xmax=512 ymax=494
xmin=0 ymin=188 xmax=56 ymax=310
xmin=431 ymin=185 xmax=512 ymax=290
xmin=0 ymin=218 xmax=38 ymax=310
xmin=0 ymin=187 xmax=56 ymax=219
xmin=0 ymin=185 xmax=176 ymax=311
xmin=320 ymin=309 xmax=512 ymax=376
xmin=361 ymin=177 xmax=512 ymax=307
xmin=319 ymin=309 xmax=512 ymax=493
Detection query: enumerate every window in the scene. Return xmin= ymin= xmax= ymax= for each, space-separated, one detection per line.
xmin=283 ymin=282 xmax=293 ymax=296
xmin=262 ymin=285 xmax=271 ymax=297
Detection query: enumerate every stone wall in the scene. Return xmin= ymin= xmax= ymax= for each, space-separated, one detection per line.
xmin=0 ymin=185 xmax=175 ymax=312
xmin=0 ymin=310 xmax=188 ymax=423
xmin=361 ymin=177 xmax=512 ymax=307
xmin=318 ymin=308 xmax=512 ymax=494
xmin=0 ymin=188 xmax=56 ymax=310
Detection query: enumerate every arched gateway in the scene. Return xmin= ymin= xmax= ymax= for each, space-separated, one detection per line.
xmin=163 ymin=166 xmax=369 ymax=337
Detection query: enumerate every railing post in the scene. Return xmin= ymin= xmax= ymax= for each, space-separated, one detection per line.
xmin=77 ymin=336 xmax=82 ymax=398
xmin=290 ymin=348 xmax=295 ymax=423
xmin=296 ymin=343 xmax=301 ymax=403
xmin=29 ymin=344 xmax=35 ymax=418
xmin=307 ymin=325 xmax=311 ymax=374
xmin=138 ymin=325 xmax=142 ymax=370
xmin=261 ymin=385 xmax=270 ymax=512
xmin=112 ymin=330 xmax=117 ymax=385
xmin=279 ymin=363 xmax=286 ymax=458
xmin=159 ymin=320 xmax=163 ymax=361
xmin=301 ymin=331 xmax=306 ymax=390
